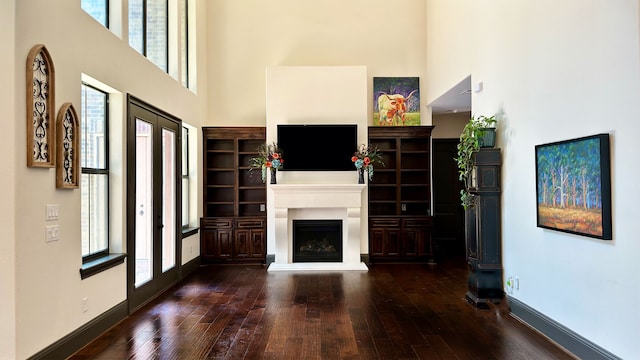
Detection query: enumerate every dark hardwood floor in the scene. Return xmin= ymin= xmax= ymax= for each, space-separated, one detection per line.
xmin=69 ymin=258 xmax=575 ymax=360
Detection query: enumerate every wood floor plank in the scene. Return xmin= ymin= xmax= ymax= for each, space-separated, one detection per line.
xmin=69 ymin=260 xmax=576 ymax=360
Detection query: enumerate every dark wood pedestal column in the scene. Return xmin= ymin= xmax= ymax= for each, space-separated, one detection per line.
xmin=465 ymin=148 xmax=503 ymax=308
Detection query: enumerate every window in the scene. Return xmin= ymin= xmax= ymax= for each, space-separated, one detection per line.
xmin=181 ymin=126 xmax=190 ymax=228
xmin=180 ymin=0 xmax=189 ymax=88
xmin=129 ymin=0 xmax=168 ymax=72
xmin=81 ymin=0 xmax=108 ymax=27
xmin=81 ymin=84 xmax=109 ymax=261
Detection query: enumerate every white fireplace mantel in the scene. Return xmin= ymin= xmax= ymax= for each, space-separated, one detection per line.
xmin=268 ymin=183 xmax=368 ymax=271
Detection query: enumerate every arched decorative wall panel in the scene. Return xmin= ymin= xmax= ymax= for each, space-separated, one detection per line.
xmin=26 ymin=44 xmax=56 ymax=167
xmin=56 ymin=103 xmax=80 ymax=189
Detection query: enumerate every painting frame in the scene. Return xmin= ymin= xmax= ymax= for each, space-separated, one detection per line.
xmin=373 ymin=77 xmax=420 ymax=126
xmin=535 ymin=133 xmax=612 ymax=240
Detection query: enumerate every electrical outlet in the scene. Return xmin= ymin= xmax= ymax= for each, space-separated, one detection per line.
xmin=515 ymin=276 xmax=520 ymax=290
xmin=506 ymin=275 xmax=514 ymax=295
xmin=401 ymin=203 xmax=407 ymax=211
xmin=260 ymin=204 xmax=266 ymax=212
xmin=82 ymin=297 xmax=88 ymax=313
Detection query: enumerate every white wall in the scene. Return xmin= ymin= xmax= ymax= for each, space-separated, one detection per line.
xmin=265 ymin=66 xmax=369 ymax=255
xmin=1 ymin=2 xmax=17 ymax=359
xmin=11 ymin=0 xmax=208 ymax=358
xmin=424 ymin=0 xmax=473 ymax=109
xmin=428 ymin=0 xmax=640 ymax=357
xmin=432 ymin=112 xmax=469 ymax=139
xmin=206 ymin=0 xmax=428 ymax=127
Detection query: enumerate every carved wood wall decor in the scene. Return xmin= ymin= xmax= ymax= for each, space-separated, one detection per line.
xmin=56 ymin=103 xmax=80 ymax=189
xmin=26 ymin=44 xmax=56 ymax=167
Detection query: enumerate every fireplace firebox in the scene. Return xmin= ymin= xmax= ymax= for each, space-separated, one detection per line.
xmin=293 ymin=220 xmax=343 ymax=263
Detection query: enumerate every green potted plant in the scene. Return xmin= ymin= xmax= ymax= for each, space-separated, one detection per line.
xmin=455 ymin=114 xmax=497 ymax=209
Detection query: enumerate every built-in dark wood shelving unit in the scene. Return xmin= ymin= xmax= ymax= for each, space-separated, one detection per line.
xmin=201 ymin=127 xmax=266 ymax=263
xmin=368 ymin=126 xmax=434 ymax=263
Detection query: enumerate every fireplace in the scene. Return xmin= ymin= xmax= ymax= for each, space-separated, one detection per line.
xmin=268 ymin=183 xmax=368 ymax=271
xmin=293 ymin=220 xmax=343 ymax=263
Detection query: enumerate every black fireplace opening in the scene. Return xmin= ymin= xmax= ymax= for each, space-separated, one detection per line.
xmin=293 ymin=220 xmax=343 ymax=263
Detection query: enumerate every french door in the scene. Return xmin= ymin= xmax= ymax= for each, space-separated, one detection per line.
xmin=127 ymin=96 xmax=181 ymax=313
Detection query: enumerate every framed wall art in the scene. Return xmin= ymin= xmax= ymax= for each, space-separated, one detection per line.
xmin=56 ymin=103 xmax=80 ymax=189
xmin=535 ymin=133 xmax=612 ymax=240
xmin=26 ymin=44 xmax=56 ymax=167
xmin=373 ymin=77 xmax=420 ymax=126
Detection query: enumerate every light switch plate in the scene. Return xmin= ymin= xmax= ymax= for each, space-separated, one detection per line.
xmin=46 ymin=204 xmax=59 ymax=221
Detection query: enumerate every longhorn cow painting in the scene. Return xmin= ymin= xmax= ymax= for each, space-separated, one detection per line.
xmin=535 ymin=133 xmax=612 ymax=240
xmin=373 ymin=77 xmax=420 ymax=126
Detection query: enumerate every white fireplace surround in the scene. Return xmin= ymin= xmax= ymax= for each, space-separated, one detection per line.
xmin=267 ymin=183 xmax=369 ymax=271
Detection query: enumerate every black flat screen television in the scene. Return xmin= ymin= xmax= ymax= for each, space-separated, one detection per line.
xmin=277 ymin=124 xmax=357 ymax=171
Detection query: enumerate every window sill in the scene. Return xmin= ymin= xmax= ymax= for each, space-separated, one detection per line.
xmin=80 ymin=253 xmax=127 ymax=280
xmin=182 ymin=226 xmax=199 ymax=238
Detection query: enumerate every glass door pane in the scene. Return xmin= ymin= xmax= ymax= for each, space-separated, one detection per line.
xmin=135 ymin=119 xmax=153 ymax=287
xmin=162 ymin=128 xmax=176 ymax=272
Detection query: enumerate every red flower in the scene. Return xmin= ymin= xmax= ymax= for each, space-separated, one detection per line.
xmin=272 ymin=153 xmax=280 ymax=159
xmin=364 ymin=157 xmax=371 ymax=165
xmin=351 ymin=156 xmax=358 ymax=162
xmin=265 ymin=161 xmax=272 ymax=168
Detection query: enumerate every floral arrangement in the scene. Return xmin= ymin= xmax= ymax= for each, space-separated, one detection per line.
xmin=249 ymin=142 xmax=283 ymax=183
xmin=352 ymin=143 xmax=384 ymax=181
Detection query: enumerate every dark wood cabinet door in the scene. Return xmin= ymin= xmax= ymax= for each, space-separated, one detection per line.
xmin=402 ymin=228 xmax=419 ymax=257
xmin=386 ymin=229 xmax=401 ymax=256
xmin=369 ymin=228 xmax=385 ymax=257
xmin=201 ymin=228 xmax=233 ymax=260
xmin=201 ymin=230 xmax=217 ymax=261
xmin=216 ymin=229 xmax=233 ymax=259
xmin=234 ymin=230 xmax=251 ymax=259
xmin=250 ymin=229 xmax=265 ymax=258
xmin=233 ymin=228 xmax=265 ymax=259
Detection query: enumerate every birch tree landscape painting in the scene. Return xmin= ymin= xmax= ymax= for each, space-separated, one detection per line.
xmin=535 ymin=134 xmax=612 ymax=239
